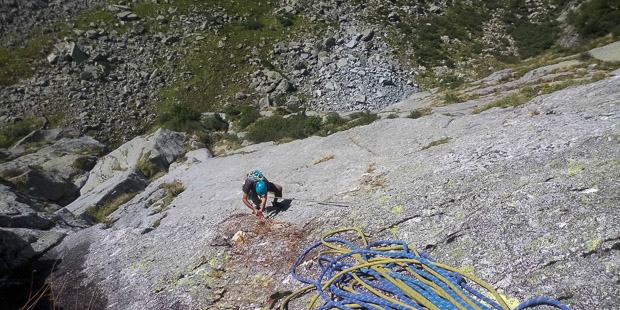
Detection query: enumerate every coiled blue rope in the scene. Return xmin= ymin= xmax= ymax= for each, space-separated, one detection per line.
xmin=281 ymin=227 xmax=570 ymax=310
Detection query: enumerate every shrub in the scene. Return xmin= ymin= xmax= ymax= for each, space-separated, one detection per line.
xmin=203 ymin=113 xmax=229 ymax=131
xmin=224 ymin=105 xmax=261 ymax=129
xmin=568 ymin=0 xmax=620 ymax=39
xmin=508 ymin=20 xmax=559 ymax=59
xmin=277 ymin=13 xmax=295 ymax=27
xmin=157 ymin=103 xmax=202 ymax=132
xmin=407 ymin=107 xmax=432 ymax=119
xmin=273 ymin=107 xmax=291 ymax=116
xmin=246 ymin=115 xmax=304 ymax=143
xmin=304 ymin=115 xmax=322 ymax=135
xmin=238 ymin=105 xmax=261 ymax=129
xmin=243 ymin=19 xmax=264 ymax=30
xmin=439 ymin=75 xmax=465 ymax=89
xmin=324 ymin=112 xmax=346 ymax=126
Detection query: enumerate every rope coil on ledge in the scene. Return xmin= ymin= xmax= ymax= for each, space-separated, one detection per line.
xmin=281 ymin=227 xmax=569 ymax=310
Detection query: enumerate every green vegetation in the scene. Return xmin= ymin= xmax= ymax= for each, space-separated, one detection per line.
xmin=502 ymin=1 xmax=561 ymax=60
xmin=137 ymin=152 xmax=159 ymax=179
xmin=86 ymin=192 xmax=138 ymax=224
xmin=245 ymin=111 xmax=379 ymax=144
xmin=384 ymin=1 xmax=491 ymax=70
xmin=443 ymin=92 xmax=464 ymax=104
xmin=473 ymin=87 xmax=536 ymax=114
xmin=156 ymin=103 xmax=202 ymax=132
xmin=568 ymin=0 xmax=620 ymax=39
xmin=407 ymin=107 xmax=432 ymax=119
xmin=0 ymin=32 xmax=52 ymax=86
xmin=224 ymin=105 xmax=261 ymax=130
xmin=159 ymin=179 xmax=185 ymax=210
xmin=152 ymin=0 xmax=330 ymax=135
xmin=0 ymin=118 xmax=42 ymax=148
xmin=422 ymin=137 xmax=453 ymax=150
xmin=508 ymin=20 xmax=559 ymax=60
xmin=202 ymin=113 xmax=229 ymax=131
xmin=246 ymin=114 xmax=319 ymax=143
xmin=1 ymin=168 xmax=25 ymax=179
xmin=72 ymin=156 xmax=96 ymax=171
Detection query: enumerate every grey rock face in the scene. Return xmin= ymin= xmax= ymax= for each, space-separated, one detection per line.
xmin=65 ymin=128 xmax=186 ymax=216
xmin=0 ymin=128 xmax=105 ymax=205
xmin=42 ymin=74 xmax=620 ymax=309
xmin=0 ymin=181 xmax=89 ymax=278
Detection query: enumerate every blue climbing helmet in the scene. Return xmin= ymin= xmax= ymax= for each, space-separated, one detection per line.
xmin=255 ymin=181 xmax=267 ymax=195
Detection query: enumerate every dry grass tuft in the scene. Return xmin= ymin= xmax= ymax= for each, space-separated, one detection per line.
xmin=313 ymin=154 xmax=334 ymax=165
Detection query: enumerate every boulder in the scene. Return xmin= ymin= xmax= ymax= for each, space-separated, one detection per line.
xmin=79 ymin=128 xmax=186 ymax=196
xmin=68 ymin=42 xmax=89 ymax=62
xmin=0 ymin=181 xmax=88 ymax=279
xmin=11 ymin=170 xmax=79 ymax=206
xmin=64 ymin=168 xmax=148 ymax=216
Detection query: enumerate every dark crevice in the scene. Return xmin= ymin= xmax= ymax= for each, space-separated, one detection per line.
xmin=557 ymin=292 xmax=574 ymax=301
xmin=581 ymin=250 xmax=596 ymax=258
xmin=542 ymin=259 xmax=559 ymax=268
xmin=444 ymin=230 xmax=466 ymax=244
xmin=604 ymin=242 xmax=620 ymax=252
xmin=603 ymin=236 xmax=620 ymax=243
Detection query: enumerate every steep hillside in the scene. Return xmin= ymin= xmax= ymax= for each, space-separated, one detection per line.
xmin=1 ymin=0 xmax=618 ymax=147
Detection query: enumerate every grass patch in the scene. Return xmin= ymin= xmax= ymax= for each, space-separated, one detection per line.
xmin=0 ymin=118 xmax=42 ymax=148
xmin=346 ymin=111 xmax=379 ymax=128
xmin=1 ymin=168 xmax=25 ymax=179
xmin=0 ymin=31 xmax=53 ymax=86
xmin=539 ymin=79 xmax=580 ymax=94
xmin=473 ymin=87 xmax=536 ymax=114
xmin=159 ymin=179 xmax=185 ymax=210
xmin=72 ymin=156 xmax=97 ymax=171
xmin=407 ymin=107 xmax=432 ymax=119
xmin=86 ymin=192 xmax=138 ymax=224
xmin=313 ymin=154 xmax=334 ymax=165
xmin=443 ymin=92 xmax=464 ymax=104
xmin=422 ymin=137 xmax=453 ymax=150
xmin=137 ymin=151 xmax=159 ymax=180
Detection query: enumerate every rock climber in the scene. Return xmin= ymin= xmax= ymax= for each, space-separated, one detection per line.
xmin=242 ymin=170 xmax=283 ymax=218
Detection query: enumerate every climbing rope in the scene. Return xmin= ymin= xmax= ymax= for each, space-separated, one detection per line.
xmin=281 ymin=227 xmax=569 ymax=310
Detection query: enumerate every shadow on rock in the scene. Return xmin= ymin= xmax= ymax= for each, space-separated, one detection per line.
xmin=265 ymin=199 xmax=293 ymax=218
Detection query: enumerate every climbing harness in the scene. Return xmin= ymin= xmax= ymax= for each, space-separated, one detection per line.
xmin=281 ymin=227 xmax=570 ymax=310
